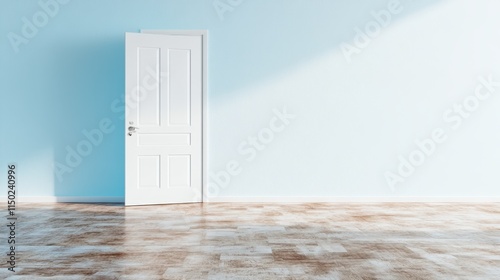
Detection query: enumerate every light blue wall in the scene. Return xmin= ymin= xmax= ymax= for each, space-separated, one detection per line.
xmin=2 ymin=0 xmax=500 ymax=199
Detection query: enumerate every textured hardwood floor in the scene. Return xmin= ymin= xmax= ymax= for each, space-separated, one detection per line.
xmin=1 ymin=203 xmax=499 ymax=279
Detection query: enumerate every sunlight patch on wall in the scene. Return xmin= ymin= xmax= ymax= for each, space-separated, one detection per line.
xmin=209 ymin=0 xmax=500 ymax=197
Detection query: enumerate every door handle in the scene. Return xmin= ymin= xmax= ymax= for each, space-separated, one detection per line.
xmin=127 ymin=126 xmax=139 ymax=136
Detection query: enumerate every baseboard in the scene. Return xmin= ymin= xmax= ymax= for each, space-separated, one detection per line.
xmin=1 ymin=196 xmax=499 ymax=203
xmin=206 ymin=196 xmax=500 ymax=203
xmin=0 ymin=196 xmax=124 ymax=203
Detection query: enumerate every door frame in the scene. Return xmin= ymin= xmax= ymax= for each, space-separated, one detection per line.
xmin=139 ymin=29 xmax=208 ymax=203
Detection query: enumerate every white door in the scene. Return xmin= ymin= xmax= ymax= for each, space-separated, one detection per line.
xmin=125 ymin=32 xmax=203 ymax=206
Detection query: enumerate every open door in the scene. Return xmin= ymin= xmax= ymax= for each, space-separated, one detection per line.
xmin=125 ymin=31 xmax=205 ymax=206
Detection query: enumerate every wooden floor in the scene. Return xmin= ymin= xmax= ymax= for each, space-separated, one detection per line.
xmin=1 ymin=203 xmax=500 ymax=279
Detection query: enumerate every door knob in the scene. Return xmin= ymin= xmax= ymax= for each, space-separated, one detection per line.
xmin=127 ymin=126 xmax=139 ymax=136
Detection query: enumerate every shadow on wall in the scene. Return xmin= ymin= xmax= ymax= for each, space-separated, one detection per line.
xmin=52 ymin=37 xmax=125 ymax=198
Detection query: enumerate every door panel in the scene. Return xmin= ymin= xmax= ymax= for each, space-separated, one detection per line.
xmin=168 ymin=49 xmax=192 ymax=126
